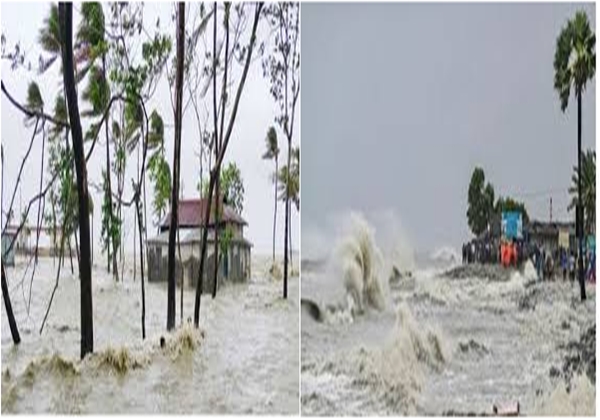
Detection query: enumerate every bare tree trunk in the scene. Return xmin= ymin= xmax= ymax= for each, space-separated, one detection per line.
xmin=194 ymin=170 xmax=216 ymax=327
xmin=272 ymin=156 xmax=278 ymax=263
xmin=178 ymin=224 xmax=183 ymax=324
xmin=134 ymin=146 xmax=138 ymax=283
xmin=289 ymin=205 xmax=293 ymax=269
xmin=1 ymin=262 xmax=21 ymax=345
xmin=211 ymin=2 xmax=220 ymax=300
xmin=143 ymin=163 xmax=149 ymax=270
xmin=577 ymin=90 xmax=586 ymax=301
xmin=194 ymin=3 xmax=263 ymax=326
xmin=167 ymin=2 xmax=185 ymax=331
xmin=283 ymin=145 xmax=290 ymax=299
xmin=102 ymin=56 xmax=118 ymax=281
xmin=135 ymin=197 xmax=146 ymax=339
xmin=68 ymin=236 xmax=74 ymax=274
xmin=59 ymin=2 xmax=94 ymax=359
xmin=213 ymin=176 xmax=220 ymax=298
xmin=74 ymin=230 xmax=80 ymax=267
xmin=213 ymin=3 xmax=230 ymax=299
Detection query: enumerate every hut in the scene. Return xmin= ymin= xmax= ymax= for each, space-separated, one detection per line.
xmin=146 ymin=197 xmax=252 ymax=292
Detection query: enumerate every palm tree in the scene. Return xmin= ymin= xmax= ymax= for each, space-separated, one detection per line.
xmin=263 ymin=126 xmax=279 ymax=263
xmin=554 ymin=10 xmax=595 ymax=301
xmin=38 ymin=4 xmax=61 ymax=74
xmin=277 ymin=148 xmax=299 ymax=269
xmin=568 ymin=150 xmax=595 ymax=236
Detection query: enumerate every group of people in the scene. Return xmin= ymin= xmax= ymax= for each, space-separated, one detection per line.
xmin=531 ymin=245 xmax=563 ymax=280
xmin=461 ymin=238 xmax=525 ymax=267
xmin=462 ymin=238 xmax=595 ymax=283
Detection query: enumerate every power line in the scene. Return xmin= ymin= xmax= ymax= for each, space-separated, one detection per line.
xmin=501 ymin=187 xmax=570 ymax=200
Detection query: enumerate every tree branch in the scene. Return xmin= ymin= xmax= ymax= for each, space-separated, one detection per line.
xmin=1 ymin=81 xmax=69 ymax=128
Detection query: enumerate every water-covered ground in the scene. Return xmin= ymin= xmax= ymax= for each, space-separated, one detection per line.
xmin=301 ymin=213 xmax=595 ymax=416
xmin=2 ymin=254 xmax=299 ymax=414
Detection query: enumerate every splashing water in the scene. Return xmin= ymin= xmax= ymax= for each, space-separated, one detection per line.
xmin=2 ymin=254 xmax=299 ymax=414
xmin=335 ymin=212 xmax=389 ymax=315
xmin=301 ymin=210 xmax=595 ymax=416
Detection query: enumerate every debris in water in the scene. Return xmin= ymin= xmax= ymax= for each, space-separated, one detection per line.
xmin=55 ymin=324 xmax=71 ymax=333
xmin=458 ymin=339 xmax=489 ymax=356
xmin=559 ymin=324 xmax=595 ymax=385
xmin=443 ymin=264 xmax=513 ymax=282
xmin=492 ymin=401 xmax=519 ymax=416
xmin=517 ymin=287 xmax=541 ymax=311
xmin=301 ymin=298 xmax=323 ymax=322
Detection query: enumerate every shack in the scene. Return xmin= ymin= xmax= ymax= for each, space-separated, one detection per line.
xmin=526 ymin=220 xmax=576 ymax=255
xmin=146 ymin=197 xmax=252 ymax=292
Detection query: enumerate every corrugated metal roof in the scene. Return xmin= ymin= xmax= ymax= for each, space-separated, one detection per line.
xmin=147 ymin=228 xmax=252 ymax=248
xmin=160 ymin=198 xmax=247 ymax=231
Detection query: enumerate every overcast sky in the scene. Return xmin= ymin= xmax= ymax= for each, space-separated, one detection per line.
xmin=1 ymin=2 xmax=299 ymax=257
xmin=301 ymin=2 xmax=596 ymax=257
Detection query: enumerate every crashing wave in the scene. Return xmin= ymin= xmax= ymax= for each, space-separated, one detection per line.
xmin=335 ymin=212 xmax=388 ymax=315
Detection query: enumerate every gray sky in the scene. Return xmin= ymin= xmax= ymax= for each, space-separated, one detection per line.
xmin=1 ymin=2 xmax=299 ymax=257
xmin=301 ymin=2 xmax=596 ymax=256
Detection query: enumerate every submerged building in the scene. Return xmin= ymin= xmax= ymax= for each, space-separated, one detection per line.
xmin=146 ymin=197 xmax=252 ymax=291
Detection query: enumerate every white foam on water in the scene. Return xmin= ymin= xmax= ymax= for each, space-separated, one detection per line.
xmin=532 ymin=373 xmax=595 ymax=416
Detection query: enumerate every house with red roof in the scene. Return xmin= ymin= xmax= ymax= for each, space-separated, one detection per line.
xmin=146 ymin=196 xmax=252 ymax=291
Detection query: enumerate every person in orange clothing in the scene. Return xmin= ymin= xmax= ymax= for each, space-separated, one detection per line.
xmin=501 ymin=241 xmax=509 ymax=267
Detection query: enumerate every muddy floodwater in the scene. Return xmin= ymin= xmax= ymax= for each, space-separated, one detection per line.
xmin=301 ymin=214 xmax=595 ymax=416
xmin=2 ymin=254 xmax=299 ymax=414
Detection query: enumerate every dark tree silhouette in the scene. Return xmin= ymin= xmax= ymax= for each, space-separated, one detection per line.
xmin=59 ymin=2 xmax=94 ymax=358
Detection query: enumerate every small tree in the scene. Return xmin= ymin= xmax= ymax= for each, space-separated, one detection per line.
xmin=568 ymin=150 xmax=596 ymax=236
xmin=220 ymin=162 xmax=245 ymax=215
xmin=467 ymin=167 xmax=495 ymax=237
xmin=263 ymin=126 xmax=279 ymax=263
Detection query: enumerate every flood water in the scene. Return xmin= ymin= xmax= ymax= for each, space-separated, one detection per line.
xmin=301 ymin=213 xmax=595 ymax=416
xmin=2 ymin=254 xmax=299 ymax=414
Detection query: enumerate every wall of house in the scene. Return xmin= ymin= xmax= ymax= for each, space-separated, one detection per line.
xmin=146 ymin=240 xmax=250 ymax=290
